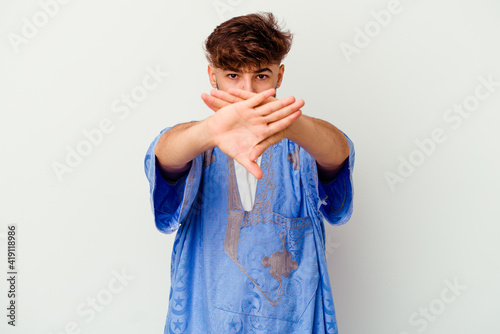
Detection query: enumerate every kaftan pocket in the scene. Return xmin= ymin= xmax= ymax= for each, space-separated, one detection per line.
xmin=214 ymin=210 xmax=319 ymax=323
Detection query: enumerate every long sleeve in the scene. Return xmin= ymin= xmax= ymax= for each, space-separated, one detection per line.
xmin=144 ymin=127 xmax=203 ymax=234
xmin=300 ymin=132 xmax=355 ymax=226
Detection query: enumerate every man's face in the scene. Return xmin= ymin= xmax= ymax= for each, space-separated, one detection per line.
xmin=208 ymin=63 xmax=285 ymax=94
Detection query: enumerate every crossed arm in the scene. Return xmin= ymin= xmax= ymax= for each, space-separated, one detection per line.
xmin=154 ymin=88 xmax=349 ymax=182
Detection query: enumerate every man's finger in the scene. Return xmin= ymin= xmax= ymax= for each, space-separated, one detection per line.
xmin=201 ymin=93 xmax=230 ymax=112
xmin=264 ymin=99 xmax=305 ymax=123
xmin=227 ymin=88 xmax=257 ymax=100
xmin=234 ymin=154 xmax=263 ymax=179
xmin=265 ymin=109 xmax=302 ymax=138
xmin=227 ymin=88 xmax=278 ymax=106
xmin=255 ymin=95 xmax=298 ymax=117
xmin=243 ymin=88 xmax=276 ymax=108
xmin=249 ymin=136 xmax=278 ymax=162
xmin=210 ymin=89 xmax=245 ymax=104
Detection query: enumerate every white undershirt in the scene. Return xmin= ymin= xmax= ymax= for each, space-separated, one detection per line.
xmin=233 ymin=156 xmax=262 ymax=211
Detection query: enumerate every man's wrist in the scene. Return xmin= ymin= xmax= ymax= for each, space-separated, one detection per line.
xmin=200 ymin=116 xmax=218 ymax=149
xmin=284 ymin=114 xmax=305 ymax=142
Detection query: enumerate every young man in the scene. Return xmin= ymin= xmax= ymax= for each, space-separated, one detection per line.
xmin=145 ymin=12 xmax=355 ymax=333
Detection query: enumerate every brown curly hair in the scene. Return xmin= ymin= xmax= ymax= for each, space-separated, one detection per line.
xmin=204 ymin=12 xmax=293 ymax=70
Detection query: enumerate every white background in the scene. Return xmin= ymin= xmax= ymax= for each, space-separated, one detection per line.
xmin=1 ymin=0 xmax=499 ymax=333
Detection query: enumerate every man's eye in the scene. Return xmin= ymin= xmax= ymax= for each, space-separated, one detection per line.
xmin=257 ymin=74 xmax=268 ymax=79
xmin=228 ymin=74 xmax=238 ymax=79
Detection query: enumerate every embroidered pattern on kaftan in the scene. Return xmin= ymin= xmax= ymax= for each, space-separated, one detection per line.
xmin=145 ymin=126 xmax=355 ymax=333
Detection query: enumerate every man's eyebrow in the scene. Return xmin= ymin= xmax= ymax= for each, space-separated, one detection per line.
xmin=254 ymin=68 xmax=273 ymax=74
xmin=221 ymin=67 xmax=274 ymax=73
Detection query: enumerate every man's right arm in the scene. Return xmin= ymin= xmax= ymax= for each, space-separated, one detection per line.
xmin=154 ymin=119 xmax=214 ymax=182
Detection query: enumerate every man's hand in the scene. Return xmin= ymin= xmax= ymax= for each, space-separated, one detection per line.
xmin=202 ymin=87 xmax=301 ymax=165
xmin=202 ymin=88 xmax=304 ymax=179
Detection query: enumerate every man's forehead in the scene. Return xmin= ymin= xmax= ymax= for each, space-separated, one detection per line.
xmin=218 ymin=64 xmax=279 ymax=73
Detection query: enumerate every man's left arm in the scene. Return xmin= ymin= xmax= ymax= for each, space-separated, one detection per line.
xmin=203 ymin=88 xmax=350 ymax=181
xmin=285 ymin=115 xmax=350 ymax=183
xmin=288 ymin=115 xmax=354 ymax=226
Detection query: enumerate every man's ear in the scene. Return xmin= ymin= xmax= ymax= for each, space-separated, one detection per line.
xmin=276 ymin=64 xmax=285 ymax=89
xmin=208 ymin=65 xmax=218 ymax=89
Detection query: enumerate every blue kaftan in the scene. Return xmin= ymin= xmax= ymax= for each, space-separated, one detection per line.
xmin=145 ymin=126 xmax=355 ymax=334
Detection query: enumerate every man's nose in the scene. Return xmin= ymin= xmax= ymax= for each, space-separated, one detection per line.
xmin=240 ymin=78 xmax=256 ymax=93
